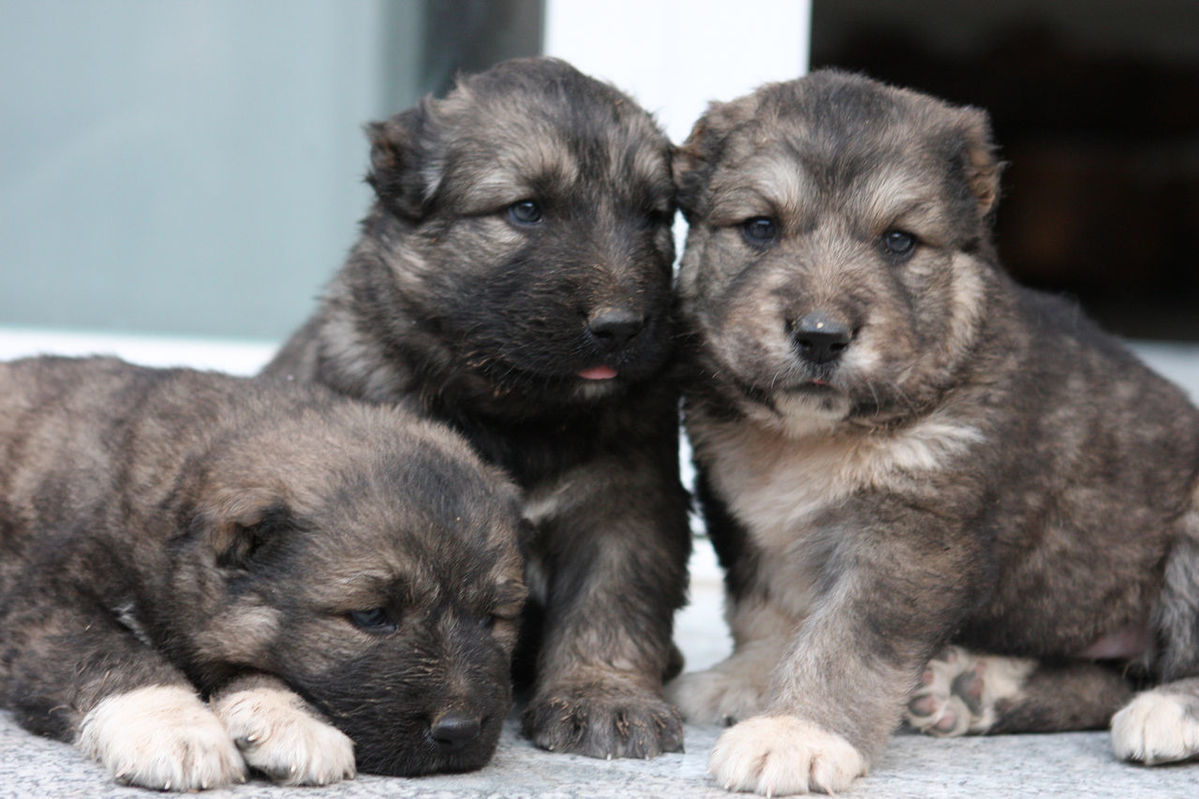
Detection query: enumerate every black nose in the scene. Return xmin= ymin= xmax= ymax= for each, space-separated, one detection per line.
xmin=587 ymin=307 xmax=644 ymax=352
xmin=791 ymin=311 xmax=853 ymax=365
xmin=430 ymin=710 xmax=482 ymax=751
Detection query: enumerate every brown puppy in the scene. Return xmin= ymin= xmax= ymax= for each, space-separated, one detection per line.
xmin=266 ymin=57 xmax=692 ymax=758
xmin=668 ymin=70 xmax=1199 ymax=795
xmin=0 ymin=356 xmax=526 ymax=790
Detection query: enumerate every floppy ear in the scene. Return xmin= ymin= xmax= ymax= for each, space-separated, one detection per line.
xmin=956 ymin=107 xmax=1003 ymax=217
xmin=365 ymin=102 xmax=439 ymax=220
xmin=202 ymin=490 xmax=296 ymax=571
xmin=674 ymin=95 xmax=759 ymax=222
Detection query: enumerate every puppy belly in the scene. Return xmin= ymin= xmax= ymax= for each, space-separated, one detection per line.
xmin=708 ymin=715 xmax=866 ymax=796
xmin=210 ymin=678 xmax=355 ymax=786
xmin=77 ymin=684 xmax=245 ymax=791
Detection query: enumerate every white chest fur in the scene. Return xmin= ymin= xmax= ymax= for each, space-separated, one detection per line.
xmin=691 ymin=410 xmax=983 ymax=556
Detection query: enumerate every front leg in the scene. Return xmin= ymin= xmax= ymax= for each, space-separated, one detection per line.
xmin=709 ymin=501 xmax=983 ymax=795
xmin=0 ymin=592 xmax=244 ymax=791
xmin=520 ymin=460 xmax=691 ymax=759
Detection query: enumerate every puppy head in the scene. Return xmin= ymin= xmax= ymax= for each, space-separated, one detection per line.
xmin=362 ymin=57 xmax=676 ymax=409
xmin=676 ymin=70 xmax=1002 ymax=435
xmin=178 ymin=401 xmax=526 ymax=776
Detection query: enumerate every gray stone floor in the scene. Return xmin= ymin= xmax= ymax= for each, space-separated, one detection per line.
xmin=2 ymin=332 xmax=1199 ymax=797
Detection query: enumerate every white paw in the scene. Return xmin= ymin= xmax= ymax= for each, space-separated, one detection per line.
xmin=77 ymin=684 xmax=245 ymax=791
xmin=906 ymin=646 xmax=1034 ymax=737
xmin=1111 ymin=689 xmax=1199 ymax=765
xmin=666 ymin=646 xmax=779 ymax=725
xmin=211 ymin=682 xmax=356 ymax=785
xmin=708 ymin=715 xmax=866 ymax=796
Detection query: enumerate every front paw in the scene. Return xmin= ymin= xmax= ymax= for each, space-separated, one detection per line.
xmin=522 ymin=680 xmax=683 ymax=759
xmin=1111 ymin=689 xmax=1199 ymax=765
xmin=708 ymin=715 xmax=866 ymax=796
xmin=78 ymin=685 xmax=246 ymax=791
xmin=211 ymin=682 xmax=356 ymax=786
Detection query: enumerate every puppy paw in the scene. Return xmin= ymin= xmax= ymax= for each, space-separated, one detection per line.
xmin=78 ymin=684 xmax=246 ymax=791
xmin=211 ymin=682 xmax=356 ymax=785
xmin=708 ymin=715 xmax=866 ymax=796
xmin=1111 ymin=689 xmax=1199 ymax=765
xmin=666 ymin=666 xmax=770 ymax=726
xmin=665 ymin=645 xmax=779 ymax=726
xmin=906 ymin=646 xmax=1035 ymax=736
xmin=522 ymin=680 xmax=684 ymax=759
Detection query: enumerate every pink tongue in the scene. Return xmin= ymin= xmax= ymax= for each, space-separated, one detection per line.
xmin=578 ymin=365 xmax=618 ymax=380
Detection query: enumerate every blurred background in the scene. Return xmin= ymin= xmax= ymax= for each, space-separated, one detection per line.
xmin=1 ymin=0 xmax=1197 ymax=345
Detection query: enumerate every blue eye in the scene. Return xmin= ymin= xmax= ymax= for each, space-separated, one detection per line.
xmin=348 ymin=608 xmax=397 ymax=634
xmin=740 ymin=217 xmax=778 ymax=247
xmin=880 ymin=230 xmax=917 ymax=260
xmin=507 ymin=200 xmax=543 ymax=226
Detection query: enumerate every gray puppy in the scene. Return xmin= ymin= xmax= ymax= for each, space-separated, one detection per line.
xmin=266 ymin=57 xmax=691 ymax=758
xmin=667 ymin=70 xmax=1199 ymax=795
xmin=0 ymin=356 xmax=526 ymax=791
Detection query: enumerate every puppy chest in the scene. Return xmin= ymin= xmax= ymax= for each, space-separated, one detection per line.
xmin=693 ymin=413 xmax=984 ymax=555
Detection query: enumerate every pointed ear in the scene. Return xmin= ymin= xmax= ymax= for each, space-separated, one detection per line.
xmin=674 ymin=95 xmax=759 ymax=222
xmin=203 ymin=490 xmax=295 ymax=571
xmin=365 ymin=102 xmax=440 ymax=220
xmin=956 ymin=107 xmax=1003 ymax=217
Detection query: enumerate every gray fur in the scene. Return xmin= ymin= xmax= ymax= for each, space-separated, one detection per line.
xmin=265 ymin=57 xmax=692 ymax=759
xmin=0 ymin=356 xmax=526 ymax=784
xmin=671 ymin=70 xmax=1199 ymax=790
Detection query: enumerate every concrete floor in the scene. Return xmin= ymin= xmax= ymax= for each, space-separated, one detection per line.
xmin=2 ymin=331 xmax=1199 ymax=797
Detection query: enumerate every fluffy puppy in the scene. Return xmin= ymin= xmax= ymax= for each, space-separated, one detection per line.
xmin=668 ymin=70 xmax=1199 ymax=795
xmin=0 ymin=356 xmax=526 ymax=790
xmin=266 ymin=57 xmax=692 ymax=758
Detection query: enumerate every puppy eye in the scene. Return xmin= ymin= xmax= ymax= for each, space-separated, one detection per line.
xmin=880 ymin=230 xmax=917 ymax=260
xmin=740 ymin=217 xmax=778 ymax=247
xmin=348 ymin=607 xmax=398 ymax=635
xmin=507 ymin=200 xmax=543 ymax=226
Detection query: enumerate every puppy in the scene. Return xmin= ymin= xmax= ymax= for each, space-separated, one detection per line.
xmin=668 ymin=69 xmax=1199 ymax=795
xmin=0 ymin=356 xmax=526 ymax=790
xmin=266 ymin=57 xmax=692 ymax=758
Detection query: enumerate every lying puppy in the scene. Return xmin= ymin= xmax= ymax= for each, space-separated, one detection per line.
xmin=0 ymin=356 xmax=526 ymax=791
xmin=668 ymin=69 xmax=1199 ymax=795
xmin=266 ymin=57 xmax=692 ymax=758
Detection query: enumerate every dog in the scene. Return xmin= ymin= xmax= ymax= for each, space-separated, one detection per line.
xmin=265 ymin=56 xmax=692 ymax=759
xmin=667 ymin=69 xmax=1199 ymax=795
xmin=0 ymin=356 xmax=526 ymax=791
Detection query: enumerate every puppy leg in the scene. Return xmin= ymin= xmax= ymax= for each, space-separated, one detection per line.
xmin=667 ymin=599 xmax=793 ymax=725
xmin=210 ymin=674 xmax=355 ymax=785
xmin=907 ymin=646 xmax=1131 ymax=735
xmin=521 ymin=466 xmax=689 ymax=759
xmin=1 ymin=594 xmax=244 ymax=790
xmin=708 ymin=502 xmax=982 ymax=796
xmin=1112 ymin=678 xmax=1199 ymax=765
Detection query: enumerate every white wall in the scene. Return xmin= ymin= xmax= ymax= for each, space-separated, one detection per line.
xmin=543 ymin=0 xmax=811 ymax=143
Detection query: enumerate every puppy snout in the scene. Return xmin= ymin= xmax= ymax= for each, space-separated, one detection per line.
xmin=790 ymin=311 xmax=853 ymax=365
xmin=429 ymin=710 xmax=483 ymax=751
xmin=587 ymin=307 xmax=644 ymax=352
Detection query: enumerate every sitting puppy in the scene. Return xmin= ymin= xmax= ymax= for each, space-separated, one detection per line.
xmin=266 ymin=57 xmax=692 ymax=758
xmin=668 ymin=70 xmax=1199 ymax=795
xmin=0 ymin=356 xmax=526 ymax=791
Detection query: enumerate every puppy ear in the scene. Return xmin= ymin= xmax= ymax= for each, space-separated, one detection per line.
xmin=674 ymin=96 xmax=759 ymax=221
xmin=956 ymin=107 xmax=1003 ymax=217
xmin=206 ymin=493 xmax=296 ymax=571
xmin=366 ymin=103 xmax=439 ymax=220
